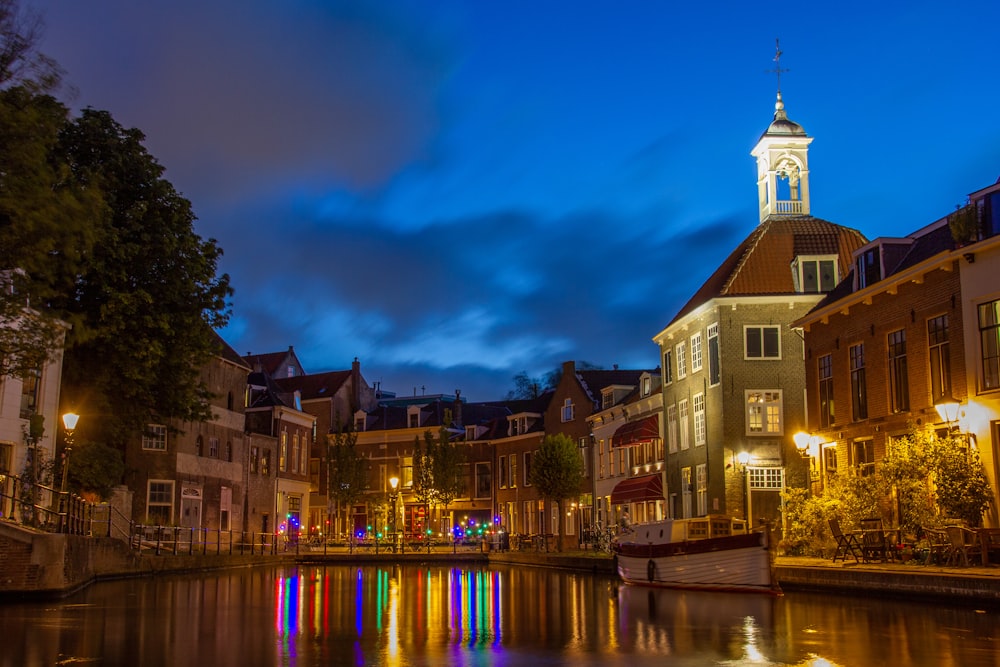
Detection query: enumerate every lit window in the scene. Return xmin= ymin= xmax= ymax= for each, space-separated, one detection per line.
xmin=678 ymin=399 xmax=690 ymax=450
xmin=819 ymin=354 xmax=834 ymax=427
xmin=746 ymin=390 xmax=783 ymax=435
xmin=981 ymin=300 xmax=1000 ymax=390
xmin=676 ymin=342 xmax=687 ymax=379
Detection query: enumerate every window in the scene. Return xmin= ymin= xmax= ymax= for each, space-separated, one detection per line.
xmin=498 ymin=455 xmax=507 ymax=488
xmin=676 ymin=342 xmax=687 ymax=379
xmin=745 ymin=326 xmax=780 ymax=359
xmin=681 ymin=467 xmax=692 ymax=519
xmin=823 ymin=445 xmax=838 ymax=477
xmin=226 ymin=441 xmax=233 ymax=462
xmin=641 ymin=375 xmax=651 ymax=397
xmin=292 ymin=434 xmax=300 ymax=473
xmin=667 ymin=405 xmax=678 ymax=453
xmin=888 ymin=329 xmax=909 ymax=413
xmin=707 ymin=323 xmax=720 ymax=386
xmin=598 ymin=439 xmax=605 ymax=479
xmin=690 ymin=333 xmax=703 ymax=373
xmin=561 ymin=399 xmax=575 ymax=422
xmin=579 ymin=437 xmax=589 ymax=477
xmin=746 ymin=391 xmax=783 ymax=435
xmin=928 ymin=315 xmax=951 ymax=402
xmin=509 ymin=453 xmax=518 ymax=488
xmin=818 ymin=354 xmax=834 ymax=428
xmin=18 ymin=368 xmax=41 ymax=419
xmin=748 ymin=467 xmax=785 ymax=490
xmin=855 ymin=248 xmax=881 ymax=289
xmin=602 ymin=389 xmax=614 ymax=410
xmin=250 ymin=445 xmax=259 ymax=474
xmin=793 ymin=256 xmax=838 ymax=293
xmin=523 ymin=451 xmax=532 ymax=487
xmin=663 ymin=349 xmax=673 ymax=385
xmin=279 ymin=432 xmax=288 ymax=471
xmin=0 ymin=442 xmax=12 ymax=475
xmin=852 ymin=439 xmax=875 ymax=477
xmin=142 ymin=424 xmax=167 ymax=451
xmin=696 ymin=463 xmax=707 ymax=516
xmin=850 ymin=343 xmax=868 ymax=421
xmin=693 ymin=393 xmax=706 ymax=446
xmin=261 ymin=450 xmax=271 ymax=476
xmin=678 ymin=399 xmax=690 ymax=450
xmin=147 ymin=480 xmax=174 ymax=524
xmin=196 ymin=435 xmax=204 ymax=457
xmin=978 ymin=300 xmax=1000 ymax=390
xmin=209 ymin=437 xmax=219 ymax=459
xmin=475 ymin=463 xmax=491 ymax=499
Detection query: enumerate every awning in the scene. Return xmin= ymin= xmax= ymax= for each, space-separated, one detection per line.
xmin=611 ymin=415 xmax=660 ymax=447
xmin=610 ymin=473 xmax=663 ymax=505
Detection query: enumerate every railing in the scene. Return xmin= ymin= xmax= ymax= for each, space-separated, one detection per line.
xmin=129 ymin=525 xmax=283 ymax=556
xmin=772 ymin=200 xmax=804 ymax=215
xmin=0 ymin=473 xmax=93 ymax=535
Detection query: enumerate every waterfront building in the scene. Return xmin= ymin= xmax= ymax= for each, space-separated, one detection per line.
xmin=795 ymin=177 xmax=1000 ymax=526
xmin=652 ymin=86 xmax=867 ymax=526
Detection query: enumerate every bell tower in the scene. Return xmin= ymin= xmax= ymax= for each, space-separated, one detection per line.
xmin=751 ymin=41 xmax=813 ymax=224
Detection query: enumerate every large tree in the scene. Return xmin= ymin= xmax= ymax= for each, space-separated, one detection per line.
xmin=528 ymin=433 xmax=584 ymax=551
xmin=54 ymin=109 xmax=231 ymax=445
xmin=327 ymin=427 xmax=368 ymax=539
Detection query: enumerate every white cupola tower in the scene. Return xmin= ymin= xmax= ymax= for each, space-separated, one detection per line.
xmin=751 ymin=42 xmax=813 ymax=224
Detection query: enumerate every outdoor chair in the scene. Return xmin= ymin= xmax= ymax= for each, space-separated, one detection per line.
xmin=921 ymin=527 xmax=950 ymax=565
xmin=828 ymin=517 xmax=861 ymax=563
xmin=859 ymin=518 xmax=889 ymax=563
xmin=945 ymin=525 xmax=979 ymax=567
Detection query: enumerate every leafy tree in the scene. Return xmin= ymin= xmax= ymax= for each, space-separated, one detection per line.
xmin=528 ymin=433 xmax=584 ymax=551
xmin=412 ymin=412 xmax=465 ymax=535
xmin=327 ymin=427 xmax=368 ymax=538
xmin=933 ymin=434 xmax=992 ymax=527
xmin=54 ymin=109 xmax=232 ymax=446
xmin=68 ymin=440 xmax=125 ymax=501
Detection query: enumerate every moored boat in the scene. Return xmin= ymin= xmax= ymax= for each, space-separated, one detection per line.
xmin=612 ymin=515 xmax=780 ymax=595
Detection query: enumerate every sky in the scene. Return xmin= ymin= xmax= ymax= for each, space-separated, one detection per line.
xmin=28 ymin=1 xmax=1000 ymax=401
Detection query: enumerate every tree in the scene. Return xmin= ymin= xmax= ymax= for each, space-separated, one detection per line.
xmin=54 ymin=109 xmax=232 ymax=446
xmin=505 ymin=371 xmax=545 ymax=400
xmin=528 ymin=433 xmax=584 ymax=551
xmin=327 ymin=427 xmax=368 ymax=539
xmin=933 ymin=434 xmax=992 ymax=527
xmin=412 ymin=412 xmax=465 ymax=537
xmin=0 ymin=0 xmax=63 ymax=92
xmin=68 ymin=440 xmax=125 ymax=501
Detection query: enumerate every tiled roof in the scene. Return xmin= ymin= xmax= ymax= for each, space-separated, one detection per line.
xmin=243 ymin=348 xmax=298 ymax=376
xmin=669 ymin=216 xmax=868 ymax=326
xmin=576 ymin=369 xmax=654 ymax=407
xmin=276 ymin=370 xmax=351 ymax=401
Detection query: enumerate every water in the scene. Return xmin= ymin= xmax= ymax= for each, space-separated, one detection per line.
xmin=0 ymin=564 xmax=996 ymax=666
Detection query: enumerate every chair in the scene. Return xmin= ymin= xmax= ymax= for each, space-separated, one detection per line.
xmin=921 ymin=527 xmax=950 ymax=565
xmin=945 ymin=525 xmax=979 ymax=567
xmin=828 ymin=517 xmax=861 ymax=563
xmin=978 ymin=528 xmax=1000 ymax=566
xmin=859 ymin=518 xmax=889 ymax=563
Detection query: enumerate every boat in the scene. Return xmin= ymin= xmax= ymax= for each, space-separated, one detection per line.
xmin=612 ymin=514 xmax=780 ymax=595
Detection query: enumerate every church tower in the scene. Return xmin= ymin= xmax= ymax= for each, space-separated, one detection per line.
xmin=751 ymin=42 xmax=813 ymax=224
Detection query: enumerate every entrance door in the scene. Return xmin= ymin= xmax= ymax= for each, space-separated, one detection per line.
xmin=180 ymin=496 xmax=201 ymax=529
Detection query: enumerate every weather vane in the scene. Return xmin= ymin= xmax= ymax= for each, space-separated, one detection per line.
xmin=768 ymin=38 xmax=789 ymax=93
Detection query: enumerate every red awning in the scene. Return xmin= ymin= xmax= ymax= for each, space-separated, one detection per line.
xmin=611 ymin=415 xmax=660 ymax=447
xmin=610 ymin=473 xmax=664 ymax=505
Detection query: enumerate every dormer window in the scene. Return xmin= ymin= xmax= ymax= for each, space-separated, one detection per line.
xmin=792 ymin=255 xmax=838 ymax=293
xmin=407 ymin=406 xmax=421 ymax=428
xmin=293 ymin=390 xmax=302 ymax=411
xmin=465 ymin=425 xmax=478 ymax=440
xmin=602 ymin=389 xmax=615 ymax=410
xmin=855 ymin=248 xmax=881 ymax=289
xmin=354 ymin=410 xmax=367 ymax=432
xmin=641 ymin=374 xmax=652 ymax=397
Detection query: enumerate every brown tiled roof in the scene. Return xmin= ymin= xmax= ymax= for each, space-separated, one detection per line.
xmin=243 ymin=348 xmax=296 ymax=376
xmin=212 ymin=330 xmax=251 ymax=370
xmin=669 ymin=216 xmax=868 ymax=325
xmin=276 ymin=370 xmax=351 ymax=401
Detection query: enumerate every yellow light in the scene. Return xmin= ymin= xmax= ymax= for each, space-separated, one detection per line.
xmin=62 ymin=412 xmax=80 ymax=431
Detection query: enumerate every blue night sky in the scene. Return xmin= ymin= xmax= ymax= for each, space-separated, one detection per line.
xmin=30 ymin=1 xmax=1000 ymax=401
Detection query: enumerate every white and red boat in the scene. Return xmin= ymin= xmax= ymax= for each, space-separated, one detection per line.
xmin=612 ymin=515 xmax=780 ymax=595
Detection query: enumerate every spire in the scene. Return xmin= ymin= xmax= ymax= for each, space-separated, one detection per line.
xmin=751 ymin=40 xmax=813 ymax=223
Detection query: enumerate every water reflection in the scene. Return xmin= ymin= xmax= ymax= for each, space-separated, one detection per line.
xmin=0 ymin=564 xmax=996 ymax=666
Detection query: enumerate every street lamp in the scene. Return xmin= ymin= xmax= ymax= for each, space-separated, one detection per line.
xmin=389 ymin=476 xmax=399 ymax=549
xmin=793 ymin=431 xmax=822 ymax=493
xmin=934 ymin=393 xmax=961 ymax=430
xmin=736 ymin=451 xmax=751 ymax=524
xmin=60 ymin=412 xmax=80 ymax=495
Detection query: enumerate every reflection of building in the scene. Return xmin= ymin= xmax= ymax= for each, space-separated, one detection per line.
xmin=795 ymin=177 xmax=1000 ymax=525
xmin=127 ymin=332 xmax=250 ymax=530
xmin=653 ymin=85 xmax=866 ymax=525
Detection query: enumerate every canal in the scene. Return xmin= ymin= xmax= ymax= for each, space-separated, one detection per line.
xmin=0 ymin=563 xmax=996 ymax=666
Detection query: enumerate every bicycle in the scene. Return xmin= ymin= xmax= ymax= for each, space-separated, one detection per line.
xmin=593 ymin=522 xmax=615 ymax=553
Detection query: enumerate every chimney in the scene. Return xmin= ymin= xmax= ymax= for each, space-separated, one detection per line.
xmin=352 ymin=357 xmax=361 ymax=410
xmin=454 ymin=389 xmax=463 ymax=427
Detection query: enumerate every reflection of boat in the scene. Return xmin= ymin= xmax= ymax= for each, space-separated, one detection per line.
xmin=612 ymin=515 xmax=779 ymax=595
xmin=617 ymin=582 xmax=776 ymax=628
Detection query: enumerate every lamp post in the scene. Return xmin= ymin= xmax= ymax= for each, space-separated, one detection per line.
xmin=934 ymin=393 xmax=961 ymax=430
xmin=60 ymin=412 xmax=79 ymax=531
xmin=736 ymin=451 xmax=751 ymax=524
xmin=389 ymin=476 xmax=399 ymax=550
xmin=793 ymin=431 xmax=822 ymax=495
